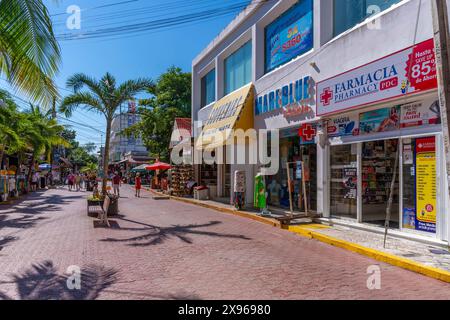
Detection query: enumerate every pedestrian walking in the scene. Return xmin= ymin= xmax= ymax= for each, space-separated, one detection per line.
xmin=112 ymin=171 xmax=121 ymax=197
xmin=135 ymin=173 xmax=142 ymax=198
xmin=67 ymin=172 xmax=75 ymax=191
xmin=31 ymin=172 xmax=38 ymax=192
xmin=75 ymin=173 xmax=82 ymax=191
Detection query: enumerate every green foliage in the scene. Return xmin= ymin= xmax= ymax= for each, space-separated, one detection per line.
xmin=59 ymin=72 xmax=153 ymax=193
xmin=123 ymin=66 xmax=191 ymax=161
xmin=0 ymin=0 xmax=61 ymax=107
xmin=60 ymin=129 xmax=98 ymax=167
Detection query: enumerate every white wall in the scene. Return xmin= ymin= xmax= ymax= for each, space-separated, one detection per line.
xmin=192 ymin=0 xmax=441 ymax=219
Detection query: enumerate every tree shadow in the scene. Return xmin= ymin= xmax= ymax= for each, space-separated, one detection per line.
xmin=0 ymin=261 xmax=118 ymax=300
xmin=0 ymin=215 xmax=46 ymax=230
xmin=0 ymin=236 xmax=18 ymax=251
xmin=100 ymin=218 xmax=251 ymax=247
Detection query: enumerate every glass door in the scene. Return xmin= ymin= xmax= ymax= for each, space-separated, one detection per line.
xmin=330 ymin=144 xmax=358 ymax=219
xmin=361 ymin=139 xmax=400 ymax=228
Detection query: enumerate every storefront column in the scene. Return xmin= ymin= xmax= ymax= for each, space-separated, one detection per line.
xmin=357 ymin=143 xmax=363 ymax=223
xmin=317 ymin=143 xmax=328 ymax=216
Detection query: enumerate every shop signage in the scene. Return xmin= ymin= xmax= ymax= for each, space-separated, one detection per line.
xmin=255 ymin=76 xmax=313 ymax=116
xmin=415 ymin=136 xmax=437 ymax=233
xmin=359 ymin=106 xmax=400 ymax=135
xmin=265 ymin=0 xmax=313 ymax=72
xmin=197 ymin=83 xmax=254 ymax=149
xmin=327 ymin=114 xmax=359 ymax=137
xmin=298 ymin=123 xmax=316 ymax=142
xmin=317 ymin=39 xmax=438 ymax=116
xmin=400 ymin=98 xmax=441 ymax=128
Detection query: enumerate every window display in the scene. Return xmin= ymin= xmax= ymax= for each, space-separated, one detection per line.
xmin=361 ymin=139 xmax=399 ymax=227
xmin=266 ymin=136 xmax=317 ymax=211
xmin=330 ymin=144 xmax=357 ymax=219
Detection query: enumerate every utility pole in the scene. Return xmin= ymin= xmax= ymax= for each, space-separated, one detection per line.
xmin=431 ymin=1 xmax=450 ymax=230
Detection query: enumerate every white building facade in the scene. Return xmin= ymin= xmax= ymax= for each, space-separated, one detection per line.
xmin=109 ymin=103 xmax=147 ymax=163
xmin=192 ymin=0 xmax=450 ymax=245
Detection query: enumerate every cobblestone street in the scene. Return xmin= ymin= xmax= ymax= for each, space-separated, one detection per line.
xmin=0 ymin=185 xmax=449 ymax=300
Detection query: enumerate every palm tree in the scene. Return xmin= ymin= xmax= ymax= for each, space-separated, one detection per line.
xmin=0 ymin=89 xmax=22 ymax=168
xmin=0 ymin=0 xmax=61 ymax=106
xmin=59 ymin=73 xmax=153 ymax=194
xmin=18 ymin=105 xmax=68 ymax=190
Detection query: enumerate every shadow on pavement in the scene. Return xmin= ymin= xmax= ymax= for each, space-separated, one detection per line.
xmin=100 ymin=218 xmax=252 ymax=247
xmin=0 ymin=261 xmax=117 ymax=300
xmin=0 ymin=236 xmax=18 ymax=251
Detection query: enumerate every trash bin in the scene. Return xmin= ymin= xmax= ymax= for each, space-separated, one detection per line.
xmin=194 ymin=186 xmax=209 ymax=200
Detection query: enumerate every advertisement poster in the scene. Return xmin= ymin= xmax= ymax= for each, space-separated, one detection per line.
xmin=327 ymin=114 xmax=360 ymax=137
xmin=265 ymin=0 xmax=313 ymax=72
xmin=317 ymin=39 xmax=437 ymax=116
xmin=343 ymin=167 xmax=357 ymax=199
xmin=359 ymin=106 xmax=400 ymax=135
xmin=400 ymin=98 xmax=441 ymax=128
xmin=415 ymin=137 xmax=437 ymax=233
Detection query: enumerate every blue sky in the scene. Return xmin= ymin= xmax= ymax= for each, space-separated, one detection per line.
xmin=2 ymin=0 xmax=250 ymax=149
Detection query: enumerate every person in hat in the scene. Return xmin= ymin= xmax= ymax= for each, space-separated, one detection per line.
xmin=135 ymin=173 xmax=142 ymax=198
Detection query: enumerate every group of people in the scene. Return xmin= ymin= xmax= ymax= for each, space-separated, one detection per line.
xmin=66 ymin=172 xmax=92 ymax=192
xmin=111 ymin=171 xmax=142 ymax=198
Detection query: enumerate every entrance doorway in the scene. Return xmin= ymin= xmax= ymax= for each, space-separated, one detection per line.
xmin=361 ymin=139 xmax=399 ymax=228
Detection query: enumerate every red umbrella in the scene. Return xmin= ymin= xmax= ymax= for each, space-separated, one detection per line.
xmin=145 ymin=161 xmax=171 ymax=171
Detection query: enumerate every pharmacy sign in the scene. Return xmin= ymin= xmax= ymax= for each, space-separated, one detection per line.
xmin=317 ymin=39 xmax=438 ymax=116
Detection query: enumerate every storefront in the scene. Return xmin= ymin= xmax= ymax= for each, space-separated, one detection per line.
xmin=196 ymin=83 xmax=255 ymax=203
xmin=317 ymin=39 xmax=444 ymax=240
xmin=265 ymin=124 xmax=318 ymax=212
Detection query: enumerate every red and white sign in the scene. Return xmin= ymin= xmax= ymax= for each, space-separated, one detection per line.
xmin=400 ymin=97 xmax=440 ymax=128
xmin=298 ymin=123 xmax=316 ymax=142
xmin=317 ymin=39 xmax=437 ymax=116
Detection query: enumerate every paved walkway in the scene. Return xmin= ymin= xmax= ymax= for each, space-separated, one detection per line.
xmin=0 ymin=185 xmax=449 ymax=300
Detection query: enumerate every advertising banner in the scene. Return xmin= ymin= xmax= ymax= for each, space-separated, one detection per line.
xmin=327 ymin=114 xmax=360 ymax=137
xmin=317 ymin=39 xmax=437 ymax=116
xmin=359 ymin=106 xmax=400 ymax=135
xmin=400 ymin=98 xmax=441 ymax=128
xmin=415 ymin=136 xmax=437 ymax=233
xmin=265 ymin=0 xmax=313 ymax=72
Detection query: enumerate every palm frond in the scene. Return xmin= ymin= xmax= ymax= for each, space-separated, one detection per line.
xmin=59 ymin=92 xmax=105 ymax=117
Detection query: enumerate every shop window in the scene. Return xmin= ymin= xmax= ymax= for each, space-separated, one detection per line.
xmin=264 ymin=0 xmax=313 ymax=73
xmin=224 ymin=41 xmax=252 ymax=95
xmin=361 ymin=139 xmax=399 ymax=228
xmin=330 ymin=144 xmax=357 ymax=219
xmin=333 ymin=0 xmax=402 ymax=37
xmin=201 ymin=69 xmax=216 ymax=108
xmin=266 ymin=135 xmax=317 ymax=212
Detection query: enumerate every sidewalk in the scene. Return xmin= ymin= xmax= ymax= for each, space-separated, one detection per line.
xmin=150 ymin=189 xmax=450 ymax=283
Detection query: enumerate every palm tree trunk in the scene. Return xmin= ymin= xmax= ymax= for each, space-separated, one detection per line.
xmin=27 ymin=154 xmax=35 ymax=192
xmin=0 ymin=145 xmax=5 ymax=170
xmin=102 ymin=117 xmax=112 ymax=195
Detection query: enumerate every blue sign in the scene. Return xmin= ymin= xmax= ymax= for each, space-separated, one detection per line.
xmin=265 ymin=0 xmax=313 ymax=72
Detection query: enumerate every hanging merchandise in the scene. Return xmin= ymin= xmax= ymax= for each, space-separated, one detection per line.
xmin=254 ymin=173 xmax=267 ymax=210
xmin=233 ymin=171 xmax=246 ymax=210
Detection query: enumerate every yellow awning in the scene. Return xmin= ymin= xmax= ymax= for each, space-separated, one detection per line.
xmin=196 ymin=83 xmax=254 ymax=150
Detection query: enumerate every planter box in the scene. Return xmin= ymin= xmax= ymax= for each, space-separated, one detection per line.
xmin=87 ymin=198 xmax=119 ymax=217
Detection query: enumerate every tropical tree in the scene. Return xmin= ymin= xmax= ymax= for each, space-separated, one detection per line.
xmin=0 ymin=0 xmax=61 ymax=106
xmin=81 ymin=162 xmax=98 ymax=175
xmin=59 ymin=73 xmax=153 ymax=193
xmin=0 ymin=89 xmax=22 ymax=168
xmin=123 ymin=67 xmax=191 ymax=161
xmin=12 ymin=105 xmax=69 ymax=189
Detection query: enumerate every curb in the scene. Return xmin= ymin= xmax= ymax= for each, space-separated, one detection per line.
xmin=149 ymin=189 xmax=450 ymax=283
xmin=283 ymin=225 xmax=450 ymax=283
